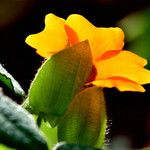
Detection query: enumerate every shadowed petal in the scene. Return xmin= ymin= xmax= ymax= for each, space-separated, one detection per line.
xmin=92 ymin=77 xmax=145 ymax=92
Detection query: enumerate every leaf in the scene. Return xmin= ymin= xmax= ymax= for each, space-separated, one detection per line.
xmin=0 ymin=64 xmax=25 ymax=98
xmin=27 ymin=40 xmax=93 ymax=127
xmin=141 ymin=148 xmax=150 ymax=150
xmin=53 ymin=142 xmax=101 ymax=150
xmin=0 ymin=90 xmax=48 ymax=150
xmin=0 ymin=144 xmax=15 ymax=150
xmin=118 ymin=9 xmax=150 ymax=69
xmin=58 ymin=87 xmax=107 ymax=149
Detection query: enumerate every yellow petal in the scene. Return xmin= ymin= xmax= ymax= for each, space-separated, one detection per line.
xmin=65 ymin=14 xmax=124 ymax=59
xmin=25 ymin=13 xmax=68 ymax=58
xmin=92 ymin=27 xmax=124 ymax=59
xmin=94 ymin=50 xmax=150 ymax=89
xmin=92 ymin=77 xmax=145 ymax=92
xmin=98 ymin=50 xmax=147 ymax=66
xmin=65 ymin=14 xmax=95 ymax=44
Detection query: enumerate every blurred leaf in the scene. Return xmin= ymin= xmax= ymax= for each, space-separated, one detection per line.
xmin=141 ymin=148 xmax=150 ymax=150
xmin=53 ymin=143 xmax=150 ymax=150
xmin=0 ymin=90 xmax=48 ymax=150
xmin=27 ymin=40 xmax=92 ymax=127
xmin=0 ymin=64 xmax=25 ymax=98
xmin=118 ymin=10 xmax=150 ymax=42
xmin=53 ymin=142 xmax=101 ymax=150
xmin=118 ymin=9 xmax=150 ymax=69
xmin=58 ymin=87 xmax=107 ymax=149
xmin=0 ymin=144 xmax=15 ymax=150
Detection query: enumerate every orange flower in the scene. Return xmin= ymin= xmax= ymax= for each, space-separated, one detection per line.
xmin=26 ymin=14 xmax=150 ymax=92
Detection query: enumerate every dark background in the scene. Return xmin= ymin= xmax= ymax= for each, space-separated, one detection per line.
xmin=0 ymin=0 xmax=150 ymax=148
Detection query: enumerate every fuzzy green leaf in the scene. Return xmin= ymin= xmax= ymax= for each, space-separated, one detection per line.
xmin=28 ymin=40 xmax=92 ymax=127
xmin=58 ymin=87 xmax=107 ymax=149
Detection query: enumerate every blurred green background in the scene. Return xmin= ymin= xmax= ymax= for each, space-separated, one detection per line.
xmin=0 ymin=0 xmax=150 ymax=149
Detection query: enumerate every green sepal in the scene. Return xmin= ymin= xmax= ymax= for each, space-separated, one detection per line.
xmin=0 ymin=90 xmax=48 ymax=150
xmin=58 ymin=87 xmax=107 ymax=149
xmin=27 ymin=40 xmax=92 ymax=127
xmin=40 ymin=121 xmax=58 ymax=150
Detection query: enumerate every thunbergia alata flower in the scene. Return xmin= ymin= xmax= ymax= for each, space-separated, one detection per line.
xmin=26 ymin=14 xmax=150 ymax=92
